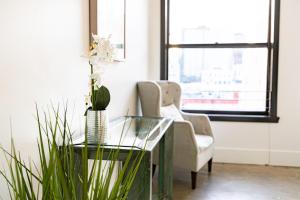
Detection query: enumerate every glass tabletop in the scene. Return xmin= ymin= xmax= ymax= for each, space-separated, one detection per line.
xmin=73 ymin=116 xmax=173 ymax=152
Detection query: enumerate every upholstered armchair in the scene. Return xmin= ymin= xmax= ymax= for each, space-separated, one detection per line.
xmin=137 ymin=81 xmax=214 ymax=189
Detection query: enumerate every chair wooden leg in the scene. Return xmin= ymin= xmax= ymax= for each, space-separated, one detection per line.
xmin=191 ymin=171 xmax=197 ymax=189
xmin=152 ymin=164 xmax=156 ymax=177
xmin=208 ymin=158 xmax=213 ymax=173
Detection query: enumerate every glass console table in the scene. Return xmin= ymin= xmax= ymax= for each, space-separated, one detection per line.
xmin=73 ymin=116 xmax=174 ymax=200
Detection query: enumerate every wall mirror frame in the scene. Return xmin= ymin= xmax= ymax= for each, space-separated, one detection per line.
xmin=89 ymin=0 xmax=126 ymax=61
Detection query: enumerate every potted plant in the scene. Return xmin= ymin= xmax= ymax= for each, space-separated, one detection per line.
xmin=0 ymin=106 xmax=147 ymax=199
xmin=85 ymin=34 xmax=114 ymax=144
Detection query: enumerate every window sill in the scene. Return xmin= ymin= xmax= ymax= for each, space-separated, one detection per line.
xmin=208 ymin=114 xmax=280 ymax=123
xmin=181 ymin=110 xmax=280 ymax=123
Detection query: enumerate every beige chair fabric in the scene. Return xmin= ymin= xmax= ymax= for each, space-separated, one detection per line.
xmin=138 ymin=81 xmax=214 ymax=173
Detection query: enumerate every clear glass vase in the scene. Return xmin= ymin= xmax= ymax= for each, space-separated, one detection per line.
xmin=86 ymin=110 xmax=108 ymax=144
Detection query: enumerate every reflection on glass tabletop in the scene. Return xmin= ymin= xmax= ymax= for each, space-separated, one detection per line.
xmin=73 ymin=116 xmax=173 ymax=152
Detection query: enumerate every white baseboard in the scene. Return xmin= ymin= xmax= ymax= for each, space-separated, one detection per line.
xmin=214 ymin=147 xmax=269 ymax=165
xmin=214 ymin=147 xmax=300 ymax=167
xmin=270 ymin=150 xmax=300 ymax=167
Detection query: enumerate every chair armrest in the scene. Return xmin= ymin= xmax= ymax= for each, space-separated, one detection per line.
xmin=174 ymin=121 xmax=199 ymax=155
xmin=181 ymin=112 xmax=213 ymax=138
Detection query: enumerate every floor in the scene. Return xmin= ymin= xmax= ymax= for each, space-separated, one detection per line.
xmin=172 ymin=163 xmax=300 ymax=200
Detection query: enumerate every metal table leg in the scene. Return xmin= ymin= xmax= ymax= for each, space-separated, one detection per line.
xmin=158 ymin=124 xmax=174 ymax=200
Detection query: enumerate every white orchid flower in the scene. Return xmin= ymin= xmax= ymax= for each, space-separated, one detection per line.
xmin=89 ymin=55 xmax=98 ymax=66
xmin=95 ymin=78 xmax=103 ymax=88
xmin=90 ymin=72 xmax=104 ymax=88
xmin=86 ymin=34 xmax=113 ymax=110
xmin=84 ymin=95 xmax=91 ymax=105
xmin=92 ymin=33 xmax=101 ymax=43
xmin=90 ymin=72 xmax=100 ymax=80
xmin=89 ymin=34 xmax=115 ymax=65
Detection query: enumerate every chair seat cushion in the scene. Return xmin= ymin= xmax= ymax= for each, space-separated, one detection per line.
xmin=160 ymin=104 xmax=184 ymax=121
xmin=195 ymin=134 xmax=214 ymax=151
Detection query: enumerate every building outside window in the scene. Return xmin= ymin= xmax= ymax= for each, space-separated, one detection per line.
xmin=162 ymin=0 xmax=280 ymax=122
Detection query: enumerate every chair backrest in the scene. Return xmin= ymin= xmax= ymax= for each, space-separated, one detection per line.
xmin=137 ymin=81 xmax=182 ymax=117
xmin=156 ymin=81 xmax=181 ymax=109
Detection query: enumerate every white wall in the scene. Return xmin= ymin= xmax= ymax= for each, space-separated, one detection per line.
xmin=0 ymin=0 xmax=150 ymax=197
xmin=149 ymin=0 xmax=300 ymax=167
xmin=1 ymin=0 xmax=299 ymax=196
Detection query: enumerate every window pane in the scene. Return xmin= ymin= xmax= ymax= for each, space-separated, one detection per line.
xmin=170 ymin=0 xmax=270 ymax=44
xmin=168 ymin=48 xmax=268 ymax=112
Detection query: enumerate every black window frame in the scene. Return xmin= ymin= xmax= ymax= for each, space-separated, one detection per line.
xmin=160 ymin=0 xmax=280 ymax=123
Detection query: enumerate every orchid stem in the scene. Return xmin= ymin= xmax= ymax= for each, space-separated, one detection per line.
xmin=90 ymin=63 xmax=95 ymax=110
